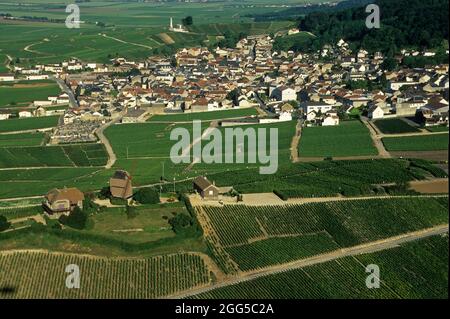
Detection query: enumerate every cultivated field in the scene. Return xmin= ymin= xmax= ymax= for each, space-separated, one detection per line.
xmin=0 ymin=251 xmax=211 ymax=298
xmin=200 ymin=197 xmax=448 ymax=272
xmin=198 ymin=158 xmax=447 ymax=198
xmin=298 ymin=120 xmax=377 ymax=158
xmin=148 ymin=108 xmax=258 ymax=123
xmin=193 ymin=235 xmax=448 ymax=299
xmin=0 ymin=143 xmax=108 ymax=168
xmin=374 ymin=118 xmax=420 ymax=134
xmin=0 ymin=132 xmax=44 ymax=147
xmin=383 ymin=133 xmax=449 ymax=151
xmin=0 ymin=81 xmax=60 ymax=108
xmin=0 ymin=116 xmax=59 ymax=133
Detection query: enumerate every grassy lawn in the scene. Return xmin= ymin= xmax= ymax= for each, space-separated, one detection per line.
xmin=374 ymin=118 xmax=420 ymax=134
xmin=298 ymin=120 xmax=378 ymax=157
xmin=81 ymin=203 xmax=186 ymax=244
xmin=148 ymin=108 xmax=258 ymax=123
xmin=0 ymin=116 xmax=59 ymax=133
xmin=383 ymin=133 xmax=449 ymax=151
xmin=0 ymin=83 xmax=61 ymax=108
xmin=0 ymin=132 xmax=44 ymax=147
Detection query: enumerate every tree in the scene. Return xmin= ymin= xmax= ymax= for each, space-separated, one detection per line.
xmin=182 ymin=16 xmax=193 ymax=26
xmin=169 ymin=213 xmax=194 ymax=235
xmin=0 ymin=215 xmax=11 ymax=232
xmin=59 ymin=207 xmax=89 ymax=230
xmin=382 ymin=58 xmax=398 ymax=71
xmin=133 ymin=187 xmax=160 ymax=205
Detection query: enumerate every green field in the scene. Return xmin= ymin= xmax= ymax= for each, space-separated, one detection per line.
xmin=0 ymin=250 xmax=211 ymax=298
xmin=426 ymin=126 xmax=449 ymax=133
xmin=194 ymin=235 xmax=448 ymax=299
xmin=383 ymin=133 xmax=449 ymax=151
xmin=0 ymin=132 xmax=44 ymax=147
xmin=374 ymin=118 xmax=420 ymax=134
xmin=83 ymin=204 xmax=187 ymax=244
xmin=0 ymin=143 xmax=108 ymax=168
xmin=202 ymin=197 xmax=448 ymax=272
xmin=0 ymin=116 xmax=59 ymax=133
xmin=193 ymin=158 xmax=446 ymax=198
xmin=105 ymin=119 xmax=296 ymax=183
xmin=299 ymin=120 xmax=378 ymax=157
xmin=0 ymin=82 xmax=61 ymax=108
xmin=148 ymin=108 xmax=258 ymax=122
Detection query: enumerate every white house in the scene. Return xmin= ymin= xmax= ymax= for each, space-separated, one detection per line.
xmin=322 ymin=113 xmax=340 ymax=126
xmin=302 ymin=102 xmax=334 ymax=121
xmin=0 ymin=73 xmax=15 ymax=82
xmin=19 ymin=110 xmax=33 ymax=118
xmin=0 ymin=111 xmax=12 ymax=120
xmin=368 ymin=105 xmax=385 ymax=120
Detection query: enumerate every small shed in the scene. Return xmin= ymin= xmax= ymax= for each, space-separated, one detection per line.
xmin=193 ymin=176 xmax=219 ymax=200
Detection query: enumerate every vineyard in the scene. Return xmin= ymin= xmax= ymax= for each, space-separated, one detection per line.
xmin=0 ymin=144 xmax=108 ymax=168
xmin=0 ymin=251 xmax=212 ymax=298
xmin=201 ymin=197 xmax=449 ymax=272
xmin=199 ymin=159 xmax=447 ymax=198
xmin=193 ymin=235 xmax=448 ymax=299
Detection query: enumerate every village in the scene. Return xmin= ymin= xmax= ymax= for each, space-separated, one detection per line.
xmin=1 ymin=31 xmax=448 ymax=142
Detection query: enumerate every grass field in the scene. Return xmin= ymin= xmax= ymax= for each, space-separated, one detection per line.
xmin=298 ymin=120 xmax=377 ymax=157
xmin=82 ymin=204 xmax=188 ymax=244
xmin=0 ymin=82 xmax=61 ymax=108
xmin=201 ymin=197 xmax=448 ymax=272
xmin=0 ymin=116 xmax=59 ymax=133
xmin=0 ymin=143 xmax=108 ymax=168
xmin=148 ymin=108 xmax=258 ymax=122
xmin=0 ymin=167 xmax=111 ymax=199
xmin=0 ymin=250 xmax=211 ymax=298
xmin=194 ymin=234 xmax=448 ymax=299
xmin=383 ymin=133 xmax=449 ymax=151
xmin=0 ymin=132 xmax=44 ymax=147
xmin=374 ymin=118 xmax=420 ymax=134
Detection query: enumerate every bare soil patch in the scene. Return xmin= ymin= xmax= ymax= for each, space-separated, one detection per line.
xmin=410 ymin=179 xmax=449 ymax=194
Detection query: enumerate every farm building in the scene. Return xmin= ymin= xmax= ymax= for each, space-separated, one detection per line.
xmin=43 ymin=188 xmax=84 ymax=215
xmin=110 ymin=170 xmax=133 ymax=199
xmin=193 ymin=176 xmax=219 ymax=200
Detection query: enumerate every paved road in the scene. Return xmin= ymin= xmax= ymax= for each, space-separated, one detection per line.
xmin=52 ymin=76 xmax=78 ymax=109
xmin=169 ymin=224 xmax=449 ymax=299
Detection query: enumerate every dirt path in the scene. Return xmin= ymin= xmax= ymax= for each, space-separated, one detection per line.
xmin=95 ymin=115 xmax=124 ymax=169
xmin=100 ymin=34 xmax=153 ymax=50
xmin=290 ymin=120 xmax=301 ymax=163
xmin=169 ymin=224 xmax=449 ymax=299
xmin=361 ymin=118 xmax=391 ymax=158
xmin=9 ymin=214 xmax=46 ymax=225
xmin=192 ymin=194 xmax=448 ymax=207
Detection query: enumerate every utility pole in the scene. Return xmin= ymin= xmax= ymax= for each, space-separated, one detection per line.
xmin=173 ymin=177 xmax=176 ymax=193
